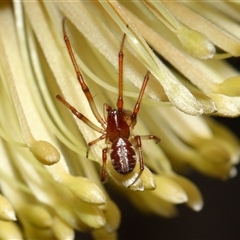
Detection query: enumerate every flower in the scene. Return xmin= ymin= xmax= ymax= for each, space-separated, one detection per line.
xmin=0 ymin=1 xmax=240 ymax=239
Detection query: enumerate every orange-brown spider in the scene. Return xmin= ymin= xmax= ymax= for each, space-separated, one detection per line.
xmin=56 ymin=19 xmax=160 ymax=187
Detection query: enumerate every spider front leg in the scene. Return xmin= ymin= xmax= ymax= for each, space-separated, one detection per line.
xmin=131 ymin=71 xmax=150 ymax=128
xmin=116 ymin=30 xmax=127 ymax=112
xmin=62 ymin=19 xmax=106 ymax=129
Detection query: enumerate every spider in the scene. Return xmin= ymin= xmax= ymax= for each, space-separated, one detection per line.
xmin=56 ymin=19 xmax=160 ymax=187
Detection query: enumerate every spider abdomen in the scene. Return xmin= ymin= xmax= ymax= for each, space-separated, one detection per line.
xmin=110 ymin=138 xmax=136 ymax=175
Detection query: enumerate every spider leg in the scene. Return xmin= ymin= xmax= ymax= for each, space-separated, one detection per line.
xmin=127 ymin=134 xmax=160 ymax=187
xmin=131 ymin=71 xmax=150 ymax=128
xmin=56 ymin=95 xmax=104 ymax=134
xmin=101 ymin=147 xmax=109 ymax=182
xmin=86 ymin=134 xmax=107 ymax=158
xmin=128 ymin=135 xmax=144 ymax=187
xmin=138 ymin=134 xmax=161 ymax=144
xmin=103 ymin=103 xmax=112 ymax=121
xmin=62 ymin=19 xmax=106 ymax=129
xmin=117 ymin=31 xmax=127 ymax=112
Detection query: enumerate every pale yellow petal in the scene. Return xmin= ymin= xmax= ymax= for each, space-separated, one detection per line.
xmin=52 ymin=217 xmax=75 ymax=240
xmin=0 ymin=220 xmax=23 ymax=239
xmin=0 ymin=194 xmax=16 ymax=221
